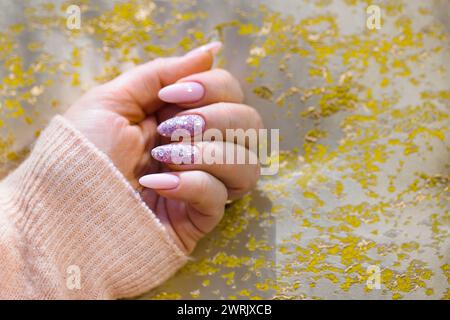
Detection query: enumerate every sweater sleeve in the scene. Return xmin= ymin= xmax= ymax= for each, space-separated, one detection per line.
xmin=0 ymin=115 xmax=188 ymax=299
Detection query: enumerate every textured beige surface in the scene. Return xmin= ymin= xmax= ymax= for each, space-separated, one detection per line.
xmin=0 ymin=0 xmax=448 ymax=299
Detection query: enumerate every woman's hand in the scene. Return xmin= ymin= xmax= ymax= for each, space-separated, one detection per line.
xmin=64 ymin=43 xmax=263 ymax=253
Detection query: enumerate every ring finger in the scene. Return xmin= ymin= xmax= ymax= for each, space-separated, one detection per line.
xmin=151 ymin=141 xmax=260 ymax=200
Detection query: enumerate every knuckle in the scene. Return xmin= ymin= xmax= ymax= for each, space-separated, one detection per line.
xmin=233 ymin=168 xmax=258 ymax=195
xmin=230 ymin=184 xmax=250 ymax=198
xmin=196 ymin=173 xmax=211 ymax=196
xmin=253 ymin=163 xmax=261 ymax=186
xmin=248 ymin=168 xmax=259 ymax=190
xmin=215 ymin=69 xmax=243 ymax=101
xmin=232 ymin=79 xmax=244 ymax=102
xmin=214 ymin=206 xmax=226 ymax=224
xmin=246 ymin=163 xmax=261 ymax=190
xmin=215 ymin=68 xmax=234 ymax=82
xmin=241 ymin=179 xmax=253 ymax=193
xmin=247 ymin=106 xmax=264 ymax=129
xmin=152 ymin=57 xmax=165 ymax=66
xmin=218 ymin=184 xmax=228 ymax=205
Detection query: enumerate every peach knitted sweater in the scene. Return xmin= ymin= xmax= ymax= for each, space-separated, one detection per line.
xmin=0 ymin=116 xmax=188 ymax=299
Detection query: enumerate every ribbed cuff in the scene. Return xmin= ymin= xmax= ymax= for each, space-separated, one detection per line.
xmin=0 ymin=116 xmax=187 ymax=299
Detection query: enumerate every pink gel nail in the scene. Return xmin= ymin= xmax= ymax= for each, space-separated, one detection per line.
xmin=158 ymin=82 xmax=205 ymax=104
xmin=139 ymin=173 xmax=180 ymax=189
xmin=185 ymin=41 xmax=222 ymax=57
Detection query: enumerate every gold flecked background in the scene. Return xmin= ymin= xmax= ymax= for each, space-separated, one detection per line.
xmin=0 ymin=0 xmax=448 ymax=299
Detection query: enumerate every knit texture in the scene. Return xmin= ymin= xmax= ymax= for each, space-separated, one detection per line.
xmin=0 ymin=115 xmax=188 ymax=299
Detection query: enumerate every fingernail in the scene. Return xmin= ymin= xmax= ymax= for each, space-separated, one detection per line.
xmin=151 ymin=144 xmax=200 ymax=164
xmin=157 ymin=115 xmax=205 ymax=137
xmin=158 ymin=82 xmax=205 ymax=103
xmin=139 ymin=173 xmax=180 ymax=190
xmin=185 ymin=41 xmax=223 ymax=57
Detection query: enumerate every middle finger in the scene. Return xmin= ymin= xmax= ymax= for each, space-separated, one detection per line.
xmin=157 ymin=102 xmax=264 ymax=148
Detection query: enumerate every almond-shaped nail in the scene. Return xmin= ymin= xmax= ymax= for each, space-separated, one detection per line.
xmin=151 ymin=144 xmax=199 ymax=164
xmin=139 ymin=173 xmax=180 ymax=189
xmin=185 ymin=41 xmax=222 ymax=57
xmin=158 ymin=82 xmax=205 ymax=104
xmin=157 ymin=115 xmax=205 ymax=138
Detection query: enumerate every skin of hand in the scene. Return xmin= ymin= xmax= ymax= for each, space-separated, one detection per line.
xmin=64 ymin=44 xmax=263 ymax=253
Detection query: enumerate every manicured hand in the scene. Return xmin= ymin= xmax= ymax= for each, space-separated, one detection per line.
xmin=64 ymin=42 xmax=263 ymax=252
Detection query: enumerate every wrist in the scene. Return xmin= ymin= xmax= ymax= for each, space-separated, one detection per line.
xmin=0 ymin=115 xmax=187 ymax=299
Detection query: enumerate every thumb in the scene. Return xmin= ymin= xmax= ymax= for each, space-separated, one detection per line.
xmin=102 ymin=42 xmax=221 ymax=113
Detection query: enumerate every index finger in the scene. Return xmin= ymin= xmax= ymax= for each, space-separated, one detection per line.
xmin=158 ymin=68 xmax=244 ymax=107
